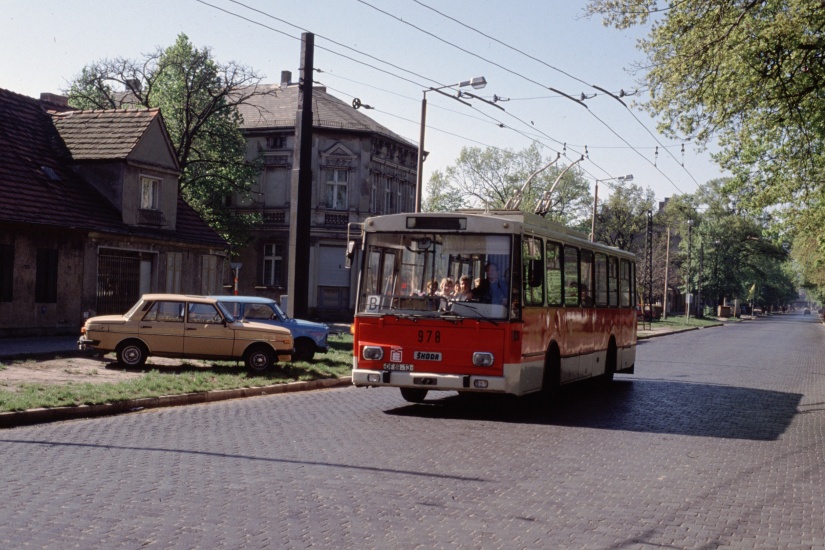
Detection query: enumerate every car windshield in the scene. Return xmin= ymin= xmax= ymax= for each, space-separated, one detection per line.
xmin=357 ymin=233 xmax=512 ymax=320
xmin=219 ymin=300 xmax=283 ymax=322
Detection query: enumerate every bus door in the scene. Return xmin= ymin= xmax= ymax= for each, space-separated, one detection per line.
xmin=579 ymin=249 xmax=596 ymax=378
xmin=562 ymin=245 xmax=590 ymax=381
xmin=519 ymin=236 xmax=546 ymax=382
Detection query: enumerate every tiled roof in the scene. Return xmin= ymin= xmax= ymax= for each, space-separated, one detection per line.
xmin=236 ymin=84 xmax=416 ymax=147
xmin=0 ymin=88 xmax=225 ymax=248
xmin=50 ymin=108 xmax=159 ymax=160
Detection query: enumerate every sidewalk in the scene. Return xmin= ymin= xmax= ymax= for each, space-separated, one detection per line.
xmin=0 ymin=335 xmax=80 ymax=359
xmin=638 ymin=319 xmax=726 ymax=340
xmin=0 ymin=323 xmax=353 ymax=360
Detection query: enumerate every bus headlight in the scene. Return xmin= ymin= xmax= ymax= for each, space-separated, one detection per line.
xmin=472 ymin=352 xmax=494 ymax=367
xmin=367 ymin=373 xmax=382 ymax=383
xmin=362 ymin=346 xmax=384 ymax=361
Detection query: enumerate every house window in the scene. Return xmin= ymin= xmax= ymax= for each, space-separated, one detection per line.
xmin=166 ymin=252 xmax=183 ymax=293
xmin=385 ymin=180 xmax=393 ymax=214
xmin=325 ymin=169 xmax=349 ymax=210
xmin=407 ymin=183 xmax=415 ymax=213
xmin=266 ymin=135 xmax=287 ymax=149
xmin=263 ymin=243 xmax=284 ymax=286
xmin=140 ymin=176 xmax=161 ymax=210
xmin=370 ymin=172 xmax=379 ymax=213
xmin=35 ymin=248 xmax=58 ymax=303
xmin=0 ymin=244 xmax=13 ymax=302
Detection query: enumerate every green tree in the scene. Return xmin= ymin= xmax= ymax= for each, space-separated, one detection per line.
xmin=673 ymin=180 xmax=796 ymax=313
xmin=66 ymin=33 xmax=274 ymax=247
xmin=586 ymin=0 xmax=825 ymax=296
xmin=594 ymin=182 xmax=656 ymax=251
xmin=424 ymin=144 xmax=593 ymax=229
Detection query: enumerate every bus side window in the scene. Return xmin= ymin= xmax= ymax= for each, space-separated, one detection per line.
xmin=620 ymin=259 xmax=632 ymax=307
xmin=523 ymin=236 xmax=543 ymax=306
xmin=546 ymin=241 xmax=563 ymax=306
xmin=563 ymin=246 xmax=580 ymax=306
xmin=580 ymin=249 xmax=594 ymax=307
xmin=608 ymin=256 xmax=619 ymax=307
xmin=595 ymin=253 xmax=608 ymax=307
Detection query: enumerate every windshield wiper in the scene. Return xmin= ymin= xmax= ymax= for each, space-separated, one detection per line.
xmin=441 ymin=300 xmax=499 ymax=326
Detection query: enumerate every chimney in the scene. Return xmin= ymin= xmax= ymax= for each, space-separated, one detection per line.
xmin=39 ymin=93 xmax=69 ymax=108
xmin=280 ymin=71 xmax=292 ymax=87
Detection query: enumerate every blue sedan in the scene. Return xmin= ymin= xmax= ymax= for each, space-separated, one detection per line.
xmin=218 ymin=296 xmax=329 ymax=361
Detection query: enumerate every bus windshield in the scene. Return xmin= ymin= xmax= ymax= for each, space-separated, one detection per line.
xmin=358 ymin=233 xmax=512 ymax=320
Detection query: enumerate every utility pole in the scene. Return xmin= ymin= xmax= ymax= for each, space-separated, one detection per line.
xmin=287 ymin=32 xmax=314 ymax=319
xmin=662 ymin=226 xmax=670 ymax=320
xmin=645 ymin=209 xmax=653 ymax=325
xmin=697 ymin=241 xmax=704 ymax=318
xmin=685 ymin=220 xmax=692 ymax=321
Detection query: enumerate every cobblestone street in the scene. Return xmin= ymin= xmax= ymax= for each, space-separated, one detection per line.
xmin=0 ymin=314 xmax=822 ymax=549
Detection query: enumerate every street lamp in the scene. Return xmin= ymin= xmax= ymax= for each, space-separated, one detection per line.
xmin=590 ymin=174 xmax=633 ymax=242
xmin=415 ymin=76 xmax=487 ymax=213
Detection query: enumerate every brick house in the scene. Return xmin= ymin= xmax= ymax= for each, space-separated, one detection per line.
xmin=0 ymin=88 xmax=227 ymax=337
xmin=232 ymin=72 xmax=418 ymax=320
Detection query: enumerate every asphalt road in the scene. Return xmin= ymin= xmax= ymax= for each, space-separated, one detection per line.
xmin=0 ymin=314 xmax=822 ymax=549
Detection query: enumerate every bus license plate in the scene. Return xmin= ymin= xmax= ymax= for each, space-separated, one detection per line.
xmin=384 ymin=363 xmax=414 ymax=372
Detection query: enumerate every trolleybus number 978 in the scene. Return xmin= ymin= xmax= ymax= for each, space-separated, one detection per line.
xmin=417 ymin=330 xmax=441 ymax=343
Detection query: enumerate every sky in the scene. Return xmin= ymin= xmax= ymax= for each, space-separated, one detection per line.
xmin=1 ymin=0 xmax=726 ymax=205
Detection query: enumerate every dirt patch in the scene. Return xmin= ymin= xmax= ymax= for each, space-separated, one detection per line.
xmin=0 ymin=354 xmax=215 ymax=392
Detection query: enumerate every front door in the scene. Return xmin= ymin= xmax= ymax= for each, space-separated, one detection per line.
xmin=183 ymin=302 xmax=234 ymax=357
xmin=138 ymin=300 xmax=185 ymax=354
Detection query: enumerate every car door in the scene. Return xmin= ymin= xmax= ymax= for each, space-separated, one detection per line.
xmin=138 ymin=300 xmax=185 ymax=354
xmin=183 ymin=302 xmax=235 ymax=358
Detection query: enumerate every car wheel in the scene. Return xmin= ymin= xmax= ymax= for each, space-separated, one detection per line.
xmin=245 ymin=345 xmax=275 ymax=372
xmin=116 ymin=341 xmax=148 ymax=368
xmin=400 ymin=387 xmax=428 ymax=403
xmin=292 ymin=338 xmax=316 ymax=362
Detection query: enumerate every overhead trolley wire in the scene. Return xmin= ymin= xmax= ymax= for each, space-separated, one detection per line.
xmin=403 ymin=0 xmax=696 ymax=191
xmin=196 ymin=0 xmax=679 ymax=191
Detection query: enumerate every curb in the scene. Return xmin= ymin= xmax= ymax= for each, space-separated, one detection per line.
xmin=0 ymin=376 xmax=353 ymax=429
xmin=638 ymin=322 xmax=724 ymax=340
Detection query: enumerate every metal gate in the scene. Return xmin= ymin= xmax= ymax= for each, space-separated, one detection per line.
xmin=97 ymin=251 xmax=141 ymax=315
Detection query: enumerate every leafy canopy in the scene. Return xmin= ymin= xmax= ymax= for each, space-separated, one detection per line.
xmin=424 ymin=143 xmax=593 ymax=230
xmin=585 ymin=0 xmax=823 ymax=301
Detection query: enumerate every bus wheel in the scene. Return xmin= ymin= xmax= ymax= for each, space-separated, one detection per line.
xmin=400 ymin=387 xmax=428 ymax=403
xmin=601 ymin=339 xmax=617 ymax=387
xmin=542 ymin=345 xmax=561 ymax=402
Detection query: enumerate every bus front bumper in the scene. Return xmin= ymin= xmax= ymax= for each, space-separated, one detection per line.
xmin=352 ymin=368 xmax=508 ymax=393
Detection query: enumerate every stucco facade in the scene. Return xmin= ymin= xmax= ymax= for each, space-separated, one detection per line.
xmin=232 ymin=77 xmax=418 ymax=320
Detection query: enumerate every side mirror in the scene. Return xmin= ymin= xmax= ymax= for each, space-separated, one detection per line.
xmin=345 ymin=240 xmax=356 ymax=269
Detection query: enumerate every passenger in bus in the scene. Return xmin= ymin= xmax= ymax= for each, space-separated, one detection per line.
xmin=438 ymin=277 xmax=455 ymax=298
xmin=455 ymin=276 xmax=473 ymax=301
xmin=482 ymin=262 xmax=508 ymax=306
xmin=424 ymin=279 xmax=439 ymax=296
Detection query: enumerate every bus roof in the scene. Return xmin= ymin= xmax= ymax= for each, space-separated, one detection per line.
xmin=362 ymin=210 xmax=636 ymax=260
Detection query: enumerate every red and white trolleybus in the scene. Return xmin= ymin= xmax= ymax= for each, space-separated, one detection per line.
xmin=350 ymin=209 xmax=637 ymax=403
